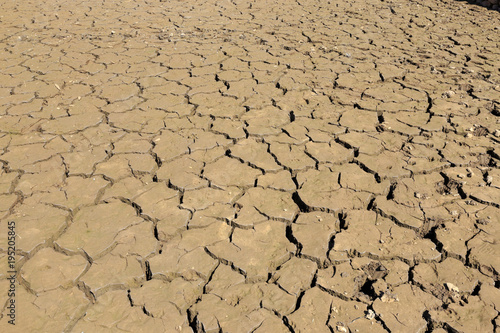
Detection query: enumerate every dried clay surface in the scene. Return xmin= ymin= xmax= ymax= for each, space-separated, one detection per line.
xmin=0 ymin=0 xmax=499 ymax=332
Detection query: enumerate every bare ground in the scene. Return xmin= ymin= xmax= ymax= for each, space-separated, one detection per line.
xmin=0 ymin=0 xmax=499 ymax=332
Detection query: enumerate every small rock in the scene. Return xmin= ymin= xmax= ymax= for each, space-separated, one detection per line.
xmin=336 ymin=325 xmax=348 ymax=332
xmin=380 ymin=292 xmax=399 ymax=303
xmin=445 ymin=282 xmax=459 ymax=293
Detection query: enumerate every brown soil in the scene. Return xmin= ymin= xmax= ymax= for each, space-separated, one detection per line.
xmin=0 ymin=0 xmax=499 ymax=332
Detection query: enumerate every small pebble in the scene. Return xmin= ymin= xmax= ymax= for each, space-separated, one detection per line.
xmin=445 ymin=282 xmax=459 ymax=293
xmin=365 ymin=309 xmax=376 ymax=320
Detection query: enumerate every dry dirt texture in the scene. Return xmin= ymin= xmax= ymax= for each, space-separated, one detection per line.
xmin=0 ymin=0 xmax=499 ymax=332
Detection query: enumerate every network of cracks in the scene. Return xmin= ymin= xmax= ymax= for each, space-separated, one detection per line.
xmin=0 ymin=0 xmax=499 ymax=332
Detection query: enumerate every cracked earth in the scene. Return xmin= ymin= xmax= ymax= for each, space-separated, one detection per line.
xmin=0 ymin=0 xmax=499 ymax=332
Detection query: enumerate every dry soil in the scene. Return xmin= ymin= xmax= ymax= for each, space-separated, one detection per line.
xmin=0 ymin=0 xmax=499 ymax=332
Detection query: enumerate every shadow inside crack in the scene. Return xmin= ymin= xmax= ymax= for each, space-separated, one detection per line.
xmin=455 ymin=0 xmax=500 ymax=10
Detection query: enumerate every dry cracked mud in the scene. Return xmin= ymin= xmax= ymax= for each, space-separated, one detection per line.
xmin=0 ymin=0 xmax=499 ymax=332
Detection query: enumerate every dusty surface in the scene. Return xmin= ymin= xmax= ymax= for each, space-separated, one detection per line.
xmin=0 ymin=0 xmax=499 ymax=332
